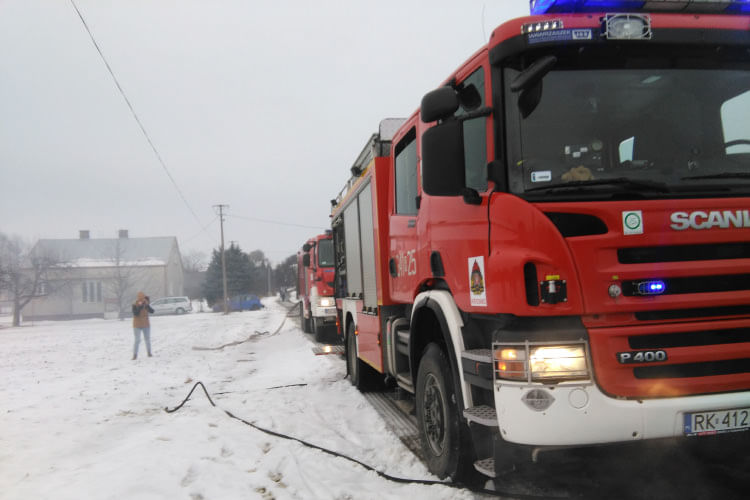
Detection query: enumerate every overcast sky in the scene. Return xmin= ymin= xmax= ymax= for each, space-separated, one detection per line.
xmin=0 ymin=0 xmax=530 ymax=264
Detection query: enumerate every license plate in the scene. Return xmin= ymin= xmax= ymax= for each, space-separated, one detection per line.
xmin=684 ymin=407 xmax=750 ymax=436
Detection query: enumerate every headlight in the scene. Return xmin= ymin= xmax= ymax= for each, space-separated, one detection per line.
xmin=529 ymin=345 xmax=588 ymax=380
xmin=318 ymin=297 xmax=334 ymax=307
xmin=494 ymin=343 xmax=588 ymax=382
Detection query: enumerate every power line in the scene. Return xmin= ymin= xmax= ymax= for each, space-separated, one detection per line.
xmin=182 ymin=215 xmax=218 ymax=246
xmin=69 ymin=0 xmax=205 ymax=228
xmin=227 ymin=214 xmax=327 ymax=230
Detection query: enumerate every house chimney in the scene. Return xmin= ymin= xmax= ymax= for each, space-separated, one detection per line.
xmin=118 ymin=229 xmax=129 ymax=239
xmin=79 ymin=230 xmax=90 ymax=240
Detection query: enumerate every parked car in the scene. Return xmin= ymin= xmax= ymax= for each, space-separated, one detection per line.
xmin=212 ymin=294 xmax=263 ymax=312
xmin=150 ymin=296 xmax=193 ymax=315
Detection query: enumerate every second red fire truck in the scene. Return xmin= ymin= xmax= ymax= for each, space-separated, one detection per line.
xmin=297 ymin=233 xmax=337 ymax=341
xmin=330 ymin=0 xmax=750 ymax=484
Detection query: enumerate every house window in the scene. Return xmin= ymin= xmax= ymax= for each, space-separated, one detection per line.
xmin=36 ymin=282 xmax=48 ymax=296
xmin=82 ymin=281 xmax=102 ymax=303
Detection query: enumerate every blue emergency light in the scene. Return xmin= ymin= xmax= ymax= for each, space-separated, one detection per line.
xmin=635 ymin=280 xmax=667 ymax=295
xmin=530 ymin=0 xmax=750 ymax=14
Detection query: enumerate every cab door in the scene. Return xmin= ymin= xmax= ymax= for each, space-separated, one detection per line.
xmin=422 ymin=58 xmax=495 ymax=312
xmin=389 ymin=122 xmax=420 ymax=303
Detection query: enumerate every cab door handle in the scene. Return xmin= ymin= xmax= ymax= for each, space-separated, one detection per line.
xmin=389 ymin=258 xmax=397 ymax=277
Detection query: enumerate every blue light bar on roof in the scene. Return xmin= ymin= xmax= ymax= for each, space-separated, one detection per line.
xmin=530 ymin=0 xmax=750 ymax=14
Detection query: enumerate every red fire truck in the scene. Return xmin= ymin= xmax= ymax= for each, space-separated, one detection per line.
xmin=330 ymin=0 xmax=750 ymax=483
xmin=297 ymin=233 xmax=337 ymax=341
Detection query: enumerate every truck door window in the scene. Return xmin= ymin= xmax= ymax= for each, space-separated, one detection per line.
xmin=456 ymin=67 xmax=488 ymax=192
xmin=394 ymin=128 xmax=418 ymax=215
xmin=317 ymin=239 xmax=334 ymax=267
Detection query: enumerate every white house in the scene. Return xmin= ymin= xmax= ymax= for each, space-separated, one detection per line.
xmin=24 ymin=230 xmax=184 ymax=320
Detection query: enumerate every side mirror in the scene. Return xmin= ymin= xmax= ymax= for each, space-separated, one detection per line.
xmin=302 ymin=254 xmax=310 ymax=267
xmin=421 ymin=87 xmax=459 ymax=123
xmin=302 ymin=243 xmax=312 ymax=252
xmin=421 ymin=119 xmax=465 ymax=196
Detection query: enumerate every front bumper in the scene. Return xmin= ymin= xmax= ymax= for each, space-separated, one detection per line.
xmin=311 ymin=305 xmax=337 ymax=320
xmin=495 ymin=381 xmax=750 ymax=446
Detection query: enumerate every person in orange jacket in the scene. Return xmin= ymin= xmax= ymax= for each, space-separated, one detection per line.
xmin=132 ymin=291 xmax=154 ymax=360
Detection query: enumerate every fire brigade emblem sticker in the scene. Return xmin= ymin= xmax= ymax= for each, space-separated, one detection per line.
xmin=622 ymin=210 xmax=643 ymax=235
xmin=468 ymin=257 xmax=487 ymax=307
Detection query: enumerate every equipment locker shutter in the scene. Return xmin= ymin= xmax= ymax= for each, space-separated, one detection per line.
xmin=344 ymin=201 xmax=362 ymax=297
xmin=358 ymin=183 xmax=377 ymax=309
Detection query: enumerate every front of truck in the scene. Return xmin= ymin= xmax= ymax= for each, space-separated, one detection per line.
xmin=309 ymin=235 xmax=337 ymax=328
xmin=487 ymin=0 xmax=750 ymax=449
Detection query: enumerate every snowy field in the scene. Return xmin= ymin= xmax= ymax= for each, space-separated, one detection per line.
xmin=0 ymin=299 xmax=476 ymax=500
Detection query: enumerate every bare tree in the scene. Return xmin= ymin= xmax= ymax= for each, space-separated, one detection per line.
xmin=0 ymin=233 xmax=67 ymax=327
xmin=106 ymin=239 xmax=156 ymax=319
xmin=182 ymin=249 xmax=207 ymax=273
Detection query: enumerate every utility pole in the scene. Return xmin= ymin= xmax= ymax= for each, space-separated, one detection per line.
xmin=214 ymin=204 xmax=229 ymax=314
xmin=266 ymin=258 xmax=272 ymax=296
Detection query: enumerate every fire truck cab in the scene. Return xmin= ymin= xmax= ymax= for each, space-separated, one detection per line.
xmin=297 ymin=233 xmax=336 ymax=342
xmin=332 ymin=0 xmax=750 ymax=484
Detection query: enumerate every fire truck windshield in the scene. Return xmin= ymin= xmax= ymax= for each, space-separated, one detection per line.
xmin=317 ymin=238 xmax=334 ymax=267
xmin=503 ymin=48 xmax=750 ymax=200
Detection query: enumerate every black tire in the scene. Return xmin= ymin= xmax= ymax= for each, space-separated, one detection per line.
xmin=175 ymin=308 xmax=185 ymax=315
xmin=346 ymin=323 xmax=378 ymax=391
xmin=346 ymin=324 xmax=362 ymax=388
xmin=415 ymin=343 xmax=473 ymax=481
xmin=299 ymin=303 xmax=311 ymax=333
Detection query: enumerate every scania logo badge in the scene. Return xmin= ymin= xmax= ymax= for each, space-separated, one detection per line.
xmin=670 ymin=210 xmax=750 ymax=230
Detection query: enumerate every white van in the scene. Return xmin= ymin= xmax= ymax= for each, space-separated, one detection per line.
xmin=150 ymin=296 xmax=192 ymax=315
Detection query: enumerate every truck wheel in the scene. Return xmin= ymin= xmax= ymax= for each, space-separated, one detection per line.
xmin=299 ymin=303 xmax=311 ymax=333
xmin=175 ymin=307 xmax=185 ymax=315
xmin=347 ymin=323 xmax=375 ymax=390
xmin=346 ymin=324 xmax=362 ymax=388
xmin=416 ymin=343 xmax=466 ymax=480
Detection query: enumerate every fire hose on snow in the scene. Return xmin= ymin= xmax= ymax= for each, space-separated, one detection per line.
xmin=166 ymin=302 xmax=561 ymax=498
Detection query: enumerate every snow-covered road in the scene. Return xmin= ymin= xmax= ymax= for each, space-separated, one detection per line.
xmin=0 ymin=299 xmax=476 ymax=500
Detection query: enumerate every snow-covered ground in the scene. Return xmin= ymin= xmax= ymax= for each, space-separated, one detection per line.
xmin=0 ymin=299 xmax=476 ymax=500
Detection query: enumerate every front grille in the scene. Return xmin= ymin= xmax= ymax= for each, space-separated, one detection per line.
xmin=634 ymin=358 xmax=750 ymax=379
xmin=618 ymin=242 xmax=750 ymax=264
xmin=622 ymin=274 xmax=750 ymax=296
xmin=635 ymin=305 xmax=750 ymax=321
xmin=590 ymin=320 xmax=750 ymax=398
xmin=629 ymin=327 xmax=750 ymax=349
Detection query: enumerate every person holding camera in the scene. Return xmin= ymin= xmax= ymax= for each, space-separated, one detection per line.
xmin=131 ymin=291 xmax=154 ymax=360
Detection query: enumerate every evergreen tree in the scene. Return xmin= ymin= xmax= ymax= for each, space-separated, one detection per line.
xmin=202 ymin=243 xmax=255 ymax=306
xmin=274 ymin=254 xmax=297 ymax=291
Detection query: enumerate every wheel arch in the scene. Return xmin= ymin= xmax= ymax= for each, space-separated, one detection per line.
xmin=410 ymin=290 xmax=471 ymax=409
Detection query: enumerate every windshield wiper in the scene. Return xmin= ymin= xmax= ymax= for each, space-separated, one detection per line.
xmin=681 ymin=172 xmax=750 ymax=181
xmin=525 ymin=177 xmax=669 ymax=194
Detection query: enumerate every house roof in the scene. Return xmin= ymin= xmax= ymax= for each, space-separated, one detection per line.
xmin=34 ymin=237 xmax=178 ymax=268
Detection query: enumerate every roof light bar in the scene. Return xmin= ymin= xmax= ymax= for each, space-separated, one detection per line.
xmin=530 ymin=0 xmax=750 ymax=14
